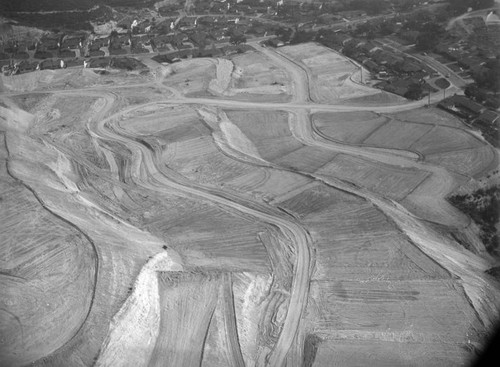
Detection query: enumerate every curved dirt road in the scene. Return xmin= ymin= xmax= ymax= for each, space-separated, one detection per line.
xmin=3 ymin=42 xmax=497 ymax=365
xmin=89 ymin=101 xmax=313 ymax=367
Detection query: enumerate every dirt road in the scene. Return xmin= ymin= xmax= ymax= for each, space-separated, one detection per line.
xmin=88 ymin=99 xmax=312 ymax=367
xmin=2 ymin=44 xmax=497 ymax=366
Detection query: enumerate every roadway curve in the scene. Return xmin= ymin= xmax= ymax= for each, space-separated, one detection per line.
xmin=4 ymin=43 xmax=496 ymax=365
xmin=89 ymin=100 xmax=313 ymax=367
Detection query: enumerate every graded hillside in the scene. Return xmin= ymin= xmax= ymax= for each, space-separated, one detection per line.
xmin=225 ymin=109 xmax=303 ymax=160
xmin=1 ymin=45 xmax=499 ymax=367
xmin=277 ymin=43 xmax=404 ymax=104
xmin=149 ymin=272 xmax=221 ymax=367
xmin=162 ymin=58 xmax=216 ymax=97
xmin=311 ymin=108 xmax=498 ymax=178
xmin=1 ymin=67 xmax=151 ymax=93
xmin=0 ymin=131 xmax=96 ymax=367
xmin=227 ymin=51 xmax=292 ymax=102
xmin=313 ymin=111 xmax=388 ymax=144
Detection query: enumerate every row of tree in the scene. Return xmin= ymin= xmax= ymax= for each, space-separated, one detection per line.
xmin=447 ymin=0 xmax=495 ymax=15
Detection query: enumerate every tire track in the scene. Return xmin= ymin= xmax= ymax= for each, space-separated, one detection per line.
xmin=90 ymin=101 xmax=313 ymax=367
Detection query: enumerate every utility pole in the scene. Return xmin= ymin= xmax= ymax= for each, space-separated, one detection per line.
xmin=360 ymin=66 xmax=363 ymax=83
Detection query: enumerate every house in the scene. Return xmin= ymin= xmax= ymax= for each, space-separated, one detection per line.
xmin=153 ymin=34 xmax=175 ymax=49
xmin=89 ymin=57 xmax=112 ymax=68
xmin=93 ymin=37 xmax=108 ymax=48
xmin=249 ymin=25 xmax=268 ymax=37
xmin=40 ymin=36 xmax=60 ymax=50
xmin=371 ymin=50 xmax=404 ymax=67
xmin=189 ymin=31 xmax=210 ymax=47
xmin=198 ymin=15 xmax=217 ymax=26
xmin=475 ymin=110 xmax=500 ymax=126
xmin=209 ymin=29 xmax=227 ymax=42
xmin=438 ymin=95 xmax=486 ymax=119
xmin=334 ymin=33 xmax=353 ymax=46
xmin=38 ymin=59 xmax=60 ymax=70
xmin=344 ymin=38 xmax=364 ymax=50
xmin=458 ymin=56 xmax=484 ymax=70
xmin=377 ymin=78 xmax=413 ymax=97
xmin=89 ymin=43 xmax=102 ymax=52
xmin=16 ymin=60 xmax=37 ymax=73
xmin=358 ymin=42 xmax=378 ymax=55
xmin=34 ymin=50 xmax=53 ymax=59
xmin=13 ymin=52 xmax=29 ymax=60
xmin=58 ymin=49 xmax=76 ymax=58
xmin=338 ymin=10 xmax=367 ymax=19
xmin=89 ymin=50 xmax=105 ymax=57
xmin=197 ymin=47 xmax=223 ymax=58
xmin=398 ymin=59 xmax=423 ymax=74
xmin=362 ymin=59 xmax=379 ymax=72
xmin=66 ymin=58 xmax=83 ymax=68
xmin=62 ymin=37 xmax=82 ymax=49
xmin=179 ymin=17 xmax=197 ymax=29
xmin=399 ymin=30 xmax=420 ymax=44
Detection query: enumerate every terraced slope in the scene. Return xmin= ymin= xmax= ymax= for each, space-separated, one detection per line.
xmin=0 ymin=131 xmax=96 ymax=367
xmin=1 ymin=41 xmax=499 ymax=367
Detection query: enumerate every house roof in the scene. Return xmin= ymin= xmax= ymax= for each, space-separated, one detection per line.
xmin=362 ymin=59 xmax=379 ymax=70
xmin=399 ymin=59 xmax=422 ymax=73
xmin=62 ymin=37 xmax=81 ymax=48
xmin=458 ymin=56 xmax=484 ymax=69
xmin=476 ymin=110 xmax=500 ymax=124
xmin=441 ymin=95 xmax=485 ymax=115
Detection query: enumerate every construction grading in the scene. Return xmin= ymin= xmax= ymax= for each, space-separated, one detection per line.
xmin=1 ymin=42 xmax=499 ymax=367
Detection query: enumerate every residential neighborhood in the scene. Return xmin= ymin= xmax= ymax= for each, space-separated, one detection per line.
xmin=2 ymin=1 xmax=500 ymax=366
xmin=1 ymin=0 xmax=499 ymax=139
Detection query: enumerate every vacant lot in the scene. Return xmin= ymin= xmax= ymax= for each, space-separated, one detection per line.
xmin=311 ymin=108 xmax=495 ymax=182
xmin=427 ymin=145 xmax=498 ymax=178
xmin=2 ymin=67 xmax=151 ymax=92
xmin=313 ymin=335 xmax=473 ymax=367
xmin=363 ymin=119 xmax=434 ymax=150
xmin=311 ymin=279 xmax=480 ymax=341
xmin=313 ymin=111 xmax=388 ymax=144
xmin=316 ymin=154 xmax=430 ymax=201
xmin=276 ymin=182 xmax=484 ymax=367
xmin=278 ymin=43 xmax=395 ymax=103
xmin=389 ymin=107 xmax=466 ymax=128
xmin=273 ymin=145 xmax=338 ymax=173
xmin=163 ymin=58 xmax=216 ymax=97
xmin=410 ymin=125 xmax=484 ymax=155
xmin=225 ymin=109 xmax=303 ymax=160
xmin=119 ymin=105 xmax=203 ymax=136
xmin=228 ymin=51 xmax=291 ymax=102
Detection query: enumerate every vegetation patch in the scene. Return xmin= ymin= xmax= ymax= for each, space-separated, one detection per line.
xmin=435 ymin=78 xmax=451 ymax=89
xmin=449 ymin=186 xmax=500 ymax=257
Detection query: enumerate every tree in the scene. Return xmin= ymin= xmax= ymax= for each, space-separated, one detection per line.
xmin=230 ymin=33 xmax=246 ymax=45
xmin=290 ymin=30 xmax=314 ymax=45
xmin=465 ymin=84 xmax=487 ymax=102
xmin=276 ymin=27 xmax=293 ymax=43
xmin=364 ymin=0 xmax=387 ymax=15
xmin=415 ymin=31 xmax=440 ymax=51
xmin=448 ymin=0 xmax=495 ymax=15
xmin=394 ymin=0 xmax=420 ymax=12
xmin=379 ymin=21 xmax=397 ymax=36
xmin=404 ymin=83 xmax=424 ymax=100
xmin=474 ymin=67 xmax=500 ymax=92
xmin=342 ymin=42 xmax=358 ymax=58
